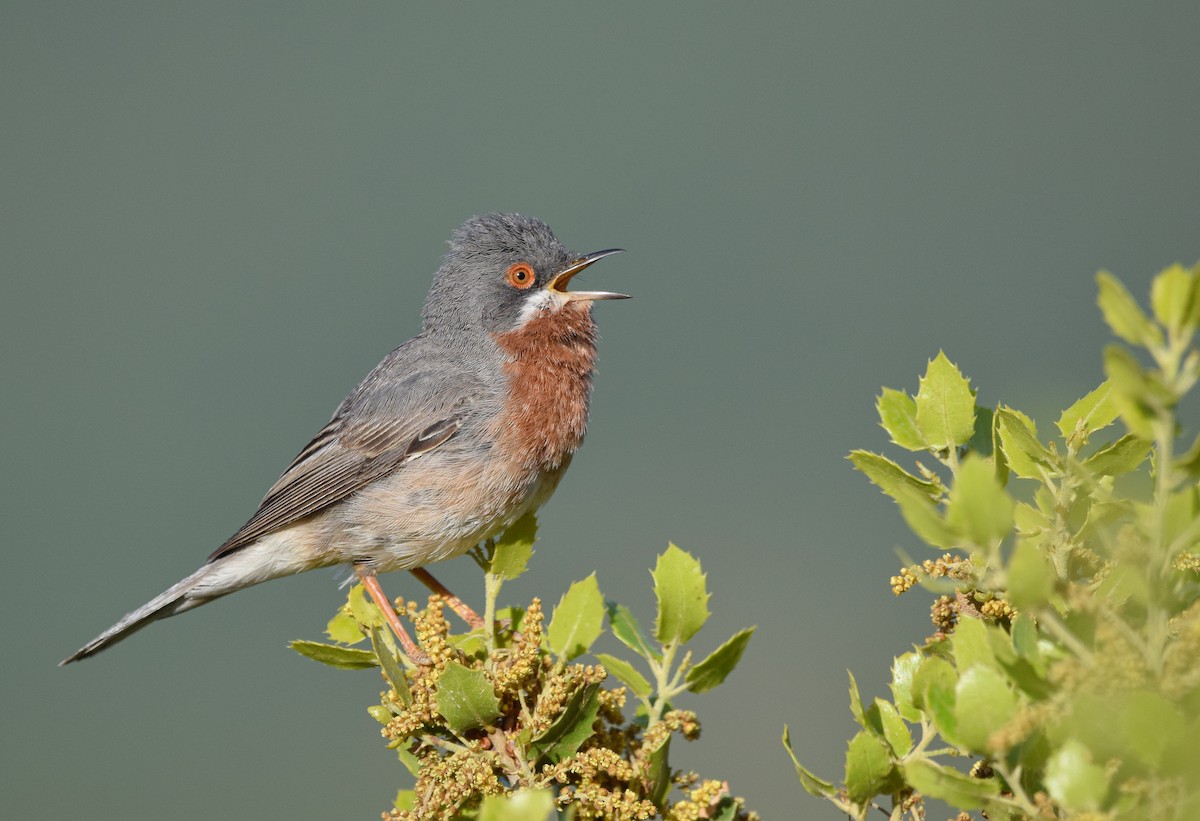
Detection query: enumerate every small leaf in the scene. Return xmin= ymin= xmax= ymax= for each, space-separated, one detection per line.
xmin=877 ymin=388 xmax=926 ymax=450
xmin=1097 ymin=270 xmax=1162 ymax=348
xmin=1056 ymin=380 xmax=1120 ymax=441
xmin=872 ymin=698 xmax=913 ymax=756
xmin=595 ymin=653 xmax=652 ymax=699
xmin=912 ymin=655 xmax=957 ymax=711
xmin=1008 ymin=538 xmax=1055 ymax=609
xmin=490 ymin=511 xmax=537 ymax=580
xmin=893 ymin=484 xmax=957 ymax=548
xmin=1045 ymin=739 xmax=1108 ymax=811
xmin=530 ymin=682 xmax=601 ymax=763
xmin=845 ymin=730 xmax=896 ymax=804
xmin=783 ymin=725 xmax=837 ymax=799
xmin=397 ymin=746 xmax=420 ymax=777
xmin=946 ymin=454 xmax=1014 ymax=546
xmin=1150 ymin=263 xmax=1200 ymax=334
xmin=436 ymin=661 xmax=501 ymax=735
xmin=914 ymin=351 xmax=977 ymax=450
xmin=642 ymin=735 xmax=672 ymax=807
xmin=289 ymin=640 xmax=379 ymax=670
xmin=901 ymin=759 xmax=1000 ymax=810
xmin=652 ymin=545 xmax=711 ymax=645
xmin=1103 ymin=345 xmax=1159 ymax=439
xmin=607 ymin=602 xmax=660 ymax=661
xmin=325 ymin=609 xmax=365 ymax=645
xmin=548 ymin=573 xmax=605 ymax=660
xmin=995 ymin=407 xmax=1052 ymax=479
xmin=849 ymin=450 xmax=940 ymax=501
xmin=478 ymin=789 xmax=556 ymax=821
xmin=848 ymin=670 xmax=867 ymax=728
xmin=1083 ymin=434 xmax=1151 ymax=477
xmin=955 ymin=665 xmax=1019 ymax=752
xmin=370 ymin=627 xmax=411 ymax=706
xmin=685 ymin=627 xmax=755 ymax=693
xmin=347 ymin=583 xmax=385 ymax=629
xmin=889 ymin=652 xmax=922 ymax=722
xmin=1122 ymin=690 xmax=1184 ymax=769
xmin=966 ymin=405 xmax=995 ymax=458
xmin=394 ymin=789 xmax=416 ymax=811
xmin=952 ymin=617 xmax=996 ymax=671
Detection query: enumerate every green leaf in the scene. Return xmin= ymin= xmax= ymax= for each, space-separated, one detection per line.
xmin=848 ymin=670 xmax=867 ymax=728
xmin=595 ymin=653 xmax=652 ymax=699
xmin=1010 ymin=615 xmax=1043 ymax=669
xmin=530 ymin=682 xmax=601 ymax=763
xmin=849 ymin=450 xmax=940 ymax=501
xmin=370 ymin=627 xmax=411 ymax=706
xmin=1097 ymin=270 xmax=1162 ymax=348
xmin=547 ymin=573 xmax=605 ymax=660
xmin=952 ymin=617 xmax=996 ymax=671
xmin=914 ymin=351 xmax=977 ymax=450
xmin=995 ymin=407 xmax=1052 ymax=479
xmin=435 ymin=661 xmax=501 ymax=735
xmin=397 ymin=746 xmax=420 ymax=777
xmin=912 ymin=655 xmax=957 ymax=712
xmin=347 ymin=582 xmax=384 ymax=629
xmin=892 ymin=484 xmax=957 ymax=548
xmin=966 ymin=405 xmax=995 ymax=458
xmin=946 ymin=454 xmax=1014 ymax=546
xmin=607 ymin=602 xmax=660 ymax=661
xmin=651 ymin=545 xmax=711 ymax=645
xmin=325 ymin=609 xmax=365 ymax=645
xmin=889 ymin=652 xmax=922 ymax=722
xmin=490 ymin=511 xmax=537 ymax=580
xmin=844 ymin=730 xmax=895 ymax=804
xmin=990 ymin=405 xmax=1009 ymax=484
xmin=901 ymin=759 xmax=1000 ymax=810
xmin=1083 ymin=434 xmax=1151 ymax=477
xmin=1150 ymin=263 xmax=1200 ymax=334
xmin=289 ymin=640 xmax=379 ymax=670
xmin=1007 ymin=538 xmax=1055 ymax=609
xmin=783 ymin=725 xmax=837 ymax=799
xmin=642 ymin=735 xmax=672 ymax=807
xmin=478 ymin=789 xmax=556 ymax=821
xmin=1122 ymin=690 xmax=1183 ymax=769
xmin=394 ymin=789 xmax=416 ymax=812
xmin=876 ymin=388 xmax=926 ymax=450
xmin=1045 ymin=739 xmax=1108 ymax=811
xmin=955 ymin=665 xmax=1019 ymax=752
xmin=1103 ymin=345 xmax=1159 ymax=439
xmin=871 ymin=698 xmax=913 ymax=756
xmin=685 ymin=627 xmax=755 ymax=693
xmin=1056 ymin=380 xmax=1120 ymax=442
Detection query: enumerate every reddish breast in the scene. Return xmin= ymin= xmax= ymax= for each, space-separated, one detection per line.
xmin=491 ymin=302 xmax=598 ymax=470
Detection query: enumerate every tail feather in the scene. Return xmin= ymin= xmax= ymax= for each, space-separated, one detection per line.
xmin=60 ymin=564 xmax=222 ymax=665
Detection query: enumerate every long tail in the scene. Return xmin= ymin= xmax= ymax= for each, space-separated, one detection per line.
xmin=60 ymin=564 xmax=225 ymax=665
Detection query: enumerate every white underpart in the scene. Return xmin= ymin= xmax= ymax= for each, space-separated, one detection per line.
xmin=517 ymin=288 xmax=564 ymax=325
xmin=191 ymin=528 xmax=318 ymax=598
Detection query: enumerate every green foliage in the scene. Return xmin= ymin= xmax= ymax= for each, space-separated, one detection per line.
xmin=293 ymin=523 xmax=756 ymax=820
xmin=788 ymin=264 xmax=1200 ymax=820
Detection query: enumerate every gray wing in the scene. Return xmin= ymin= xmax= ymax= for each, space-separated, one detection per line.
xmin=207 ymin=345 xmax=476 ymax=562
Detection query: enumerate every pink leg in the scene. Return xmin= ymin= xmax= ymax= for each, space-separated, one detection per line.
xmin=355 ymin=567 xmax=428 ymax=664
xmin=410 ymin=567 xmax=485 ymax=630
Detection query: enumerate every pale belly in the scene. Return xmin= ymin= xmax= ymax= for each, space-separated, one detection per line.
xmin=320 ymin=451 xmax=574 ymax=572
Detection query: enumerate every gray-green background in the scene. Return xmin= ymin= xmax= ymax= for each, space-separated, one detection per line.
xmin=4 ymin=3 xmax=1199 ymax=818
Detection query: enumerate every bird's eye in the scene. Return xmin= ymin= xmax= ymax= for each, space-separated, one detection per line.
xmin=505 ymin=262 xmax=536 ymax=290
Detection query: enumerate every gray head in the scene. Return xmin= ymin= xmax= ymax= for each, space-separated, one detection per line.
xmin=421 ymin=213 xmax=626 ymax=336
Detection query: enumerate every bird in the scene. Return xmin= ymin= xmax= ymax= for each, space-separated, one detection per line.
xmin=62 ymin=213 xmax=627 ymax=664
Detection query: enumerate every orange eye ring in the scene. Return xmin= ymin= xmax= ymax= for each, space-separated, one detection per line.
xmin=505 ymin=262 xmax=536 ymax=290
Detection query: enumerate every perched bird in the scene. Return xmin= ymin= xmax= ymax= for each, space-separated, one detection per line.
xmin=63 ymin=213 xmax=627 ymax=664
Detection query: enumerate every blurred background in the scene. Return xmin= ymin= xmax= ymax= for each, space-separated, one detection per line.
xmin=4 ymin=3 xmax=1199 ymax=818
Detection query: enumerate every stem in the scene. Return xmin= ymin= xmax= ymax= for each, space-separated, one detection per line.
xmin=646 ymin=641 xmax=679 ymax=729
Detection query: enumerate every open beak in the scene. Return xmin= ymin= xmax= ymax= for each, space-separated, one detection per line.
xmin=546 ymin=248 xmax=629 ymax=301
